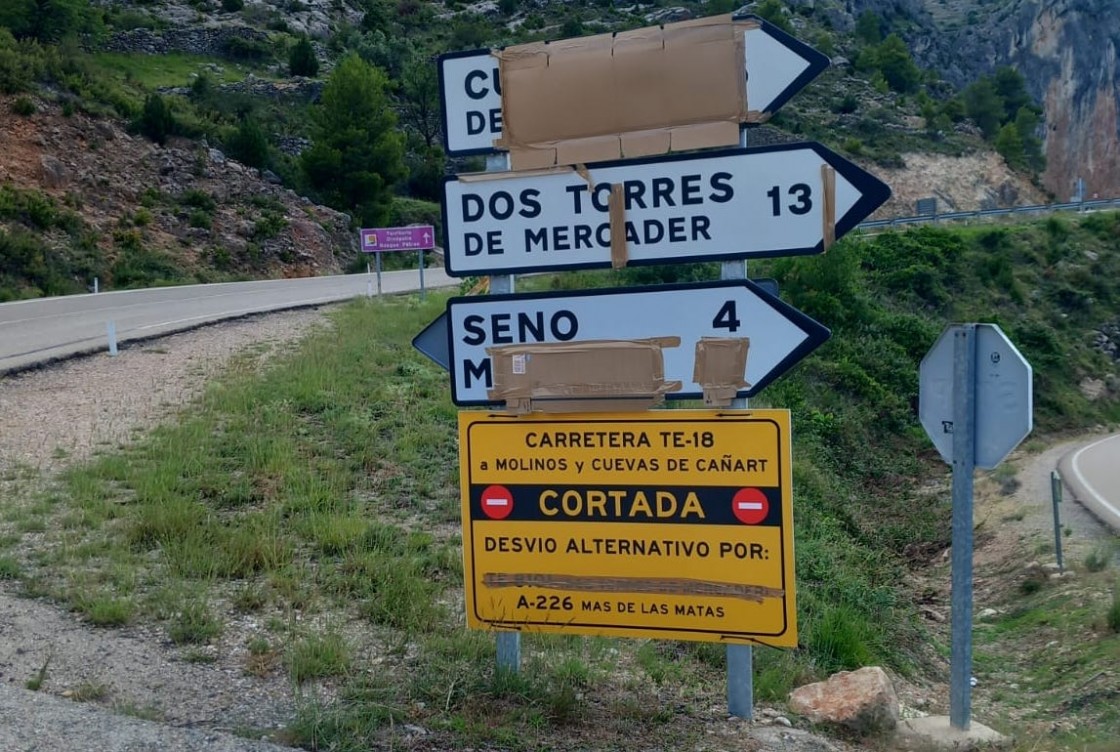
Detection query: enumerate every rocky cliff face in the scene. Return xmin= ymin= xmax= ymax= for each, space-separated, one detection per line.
xmin=907 ymin=0 xmax=1120 ymax=199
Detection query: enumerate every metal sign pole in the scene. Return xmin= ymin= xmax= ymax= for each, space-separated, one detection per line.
xmin=419 ymin=249 xmax=426 ymax=300
xmin=724 ymin=128 xmax=753 ymax=721
xmin=1051 ymin=471 xmax=1064 ymax=573
xmin=487 ymin=151 xmax=521 ymax=675
xmin=950 ymin=324 xmax=977 ymax=730
xmin=375 ymin=252 xmax=383 ymax=296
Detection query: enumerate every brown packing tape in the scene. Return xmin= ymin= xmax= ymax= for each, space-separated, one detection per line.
xmin=487 ymin=338 xmax=682 ymax=414
xmin=821 ymin=164 xmax=837 ymax=251
xmin=620 ymin=129 xmax=672 ymax=159
xmin=456 ymin=165 xmax=575 ymax=183
xmin=693 ymin=337 xmax=751 ymax=407
xmin=609 ymin=184 xmax=628 ymax=268
xmin=504 ymin=146 xmax=559 ymax=171
xmin=496 ymin=15 xmax=753 ymax=169
xmin=668 ymin=122 xmax=741 ymax=152
xmin=554 ymin=136 xmax=621 ymax=167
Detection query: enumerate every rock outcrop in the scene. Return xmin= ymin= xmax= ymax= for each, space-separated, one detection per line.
xmin=0 ymin=95 xmax=355 ymax=281
xmin=788 ymin=666 xmax=900 ymax=736
xmin=903 ymin=0 xmax=1120 ymax=200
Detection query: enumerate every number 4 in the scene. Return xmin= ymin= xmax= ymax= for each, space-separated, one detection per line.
xmin=712 ymin=301 xmax=740 ymax=333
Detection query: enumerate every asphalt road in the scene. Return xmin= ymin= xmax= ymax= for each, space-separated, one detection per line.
xmin=0 ymin=268 xmax=457 ymax=374
xmin=1059 ymin=433 xmax=1120 ymax=535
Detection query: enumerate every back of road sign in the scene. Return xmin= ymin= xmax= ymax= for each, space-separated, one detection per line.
xmin=919 ymin=324 xmax=1033 ymax=470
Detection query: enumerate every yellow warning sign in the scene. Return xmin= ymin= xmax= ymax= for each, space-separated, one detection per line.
xmin=458 ymin=410 xmax=796 ymax=646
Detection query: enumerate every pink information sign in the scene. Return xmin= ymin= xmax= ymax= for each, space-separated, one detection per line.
xmin=360 ymin=225 xmax=435 ymax=252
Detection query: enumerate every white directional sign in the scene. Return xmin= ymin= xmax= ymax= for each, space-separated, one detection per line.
xmin=919 ymin=324 xmax=1033 ymax=469
xmin=438 ymin=14 xmax=830 ymax=156
xmin=441 ymin=143 xmax=890 ymax=277
xmin=412 ymin=280 xmax=829 ymax=405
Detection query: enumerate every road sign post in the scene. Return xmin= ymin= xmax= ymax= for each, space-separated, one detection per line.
xmin=424 ymin=7 xmax=888 ymax=724
xmin=919 ymin=324 xmax=1034 ymax=730
xmin=483 ymin=152 xmax=522 ymax=675
xmin=360 ymin=225 xmax=436 ymax=301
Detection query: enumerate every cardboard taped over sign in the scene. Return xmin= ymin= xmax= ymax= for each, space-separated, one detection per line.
xmin=487 ymin=337 xmax=683 ymax=413
xmin=494 ymin=15 xmax=755 ymax=170
xmin=693 ymin=336 xmax=751 ymax=407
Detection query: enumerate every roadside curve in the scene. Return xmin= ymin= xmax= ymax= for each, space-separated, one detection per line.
xmin=0 ymin=268 xmax=458 ymax=374
xmin=1058 ymin=433 xmax=1120 ymax=535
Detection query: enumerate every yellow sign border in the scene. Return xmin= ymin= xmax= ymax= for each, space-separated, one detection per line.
xmin=457 ymin=409 xmax=797 ymax=647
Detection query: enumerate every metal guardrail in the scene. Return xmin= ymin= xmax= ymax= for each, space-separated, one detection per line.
xmin=856 ymin=197 xmax=1120 ymax=231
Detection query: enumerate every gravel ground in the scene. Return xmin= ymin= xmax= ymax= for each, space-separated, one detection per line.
xmin=0 ymin=308 xmax=337 ymax=752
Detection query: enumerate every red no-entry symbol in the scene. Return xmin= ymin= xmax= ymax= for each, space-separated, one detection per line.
xmin=480 ymin=485 xmax=514 ymax=520
xmin=732 ymin=488 xmax=769 ymax=525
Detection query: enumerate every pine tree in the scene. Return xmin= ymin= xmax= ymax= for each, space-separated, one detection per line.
xmin=963 ymin=78 xmax=1004 ymax=139
xmin=289 ymin=36 xmax=319 ymax=78
xmin=875 ymin=34 xmax=921 ymax=94
xmin=301 ymin=55 xmax=405 ymax=227
xmin=226 ymin=117 xmax=269 ymax=169
xmin=138 ymin=94 xmax=174 ymax=145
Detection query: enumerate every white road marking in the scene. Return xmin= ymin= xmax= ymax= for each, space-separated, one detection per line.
xmin=1069 ymin=434 xmax=1120 ymax=520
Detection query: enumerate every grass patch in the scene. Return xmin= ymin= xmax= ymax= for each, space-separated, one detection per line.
xmin=69 ymin=681 xmax=109 ymax=702
xmin=168 ymin=600 xmax=223 ymax=645
xmin=73 ymin=593 xmax=133 ymax=627
xmin=1108 ymin=589 xmax=1120 ymax=634
xmin=0 ymin=556 xmax=21 ymax=580
xmin=91 ymin=52 xmax=249 ymax=89
xmin=1084 ymin=544 xmax=1115 ymax=573
xmin=286 ymin=631 xmax=352 ymax=683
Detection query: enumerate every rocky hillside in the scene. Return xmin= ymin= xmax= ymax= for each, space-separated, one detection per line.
xmin=905 ymin=0 xmax=1120 ymax=200
xmin=0 ymin=94 xmax=354 ymax=298
xmin=0 ymin=0 xmax=1071 ymax=299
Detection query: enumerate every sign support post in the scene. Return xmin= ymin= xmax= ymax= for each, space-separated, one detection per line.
xmin=487 ymin=151 xmax=521 ymax=676
xmin=1051 ymin=471 xmax=1064 ymax=572
xmin=920 ymin=322 xmax=1032 ymax=732
xmin=375 ymin=252 xmax=383 ymax=296
xmin=949 ymin=324 xmax=977 ymax=730
xmin=724 ymin=254 xmax=753 ymax=721
xmin=725 ymin=125 xmax=753 ymax=721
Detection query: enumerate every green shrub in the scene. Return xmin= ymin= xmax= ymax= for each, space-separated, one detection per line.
xmin=288 ymin=35 xmax=318 ymax=77
xmin=179 ymin=189 xmax=215 ymax=212
xmin=1084 ymin=545 xmax=1113 ymax=573
xmin=1107 ymin=590 xmax=1120 ymax=634
xmin=169 ymin=600 xmax=222 ymax=644
xmin=221 ymin=0 xmax=244 ymax=11
xmin=252 ymin=211 xmax=287 ymax=240
xmin=11 ymin=95 xmax=35 ymax=115
xmin=222 ymin=36 xmax=270 ymax=62
xmin=188 ymin=209 xmax=211 ymax=230
xmin=225 ymin=116 xmax=269 ymax=169
xmin=137 ymin=93 xmax=174 ymax=145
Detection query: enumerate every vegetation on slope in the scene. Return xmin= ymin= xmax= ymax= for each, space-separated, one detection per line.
xmin=0 ymin=0 xmax=1057 ymax=300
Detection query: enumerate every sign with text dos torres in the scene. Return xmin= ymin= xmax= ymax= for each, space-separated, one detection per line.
xmin=459 ymin=410 xmax=796 ymax=645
